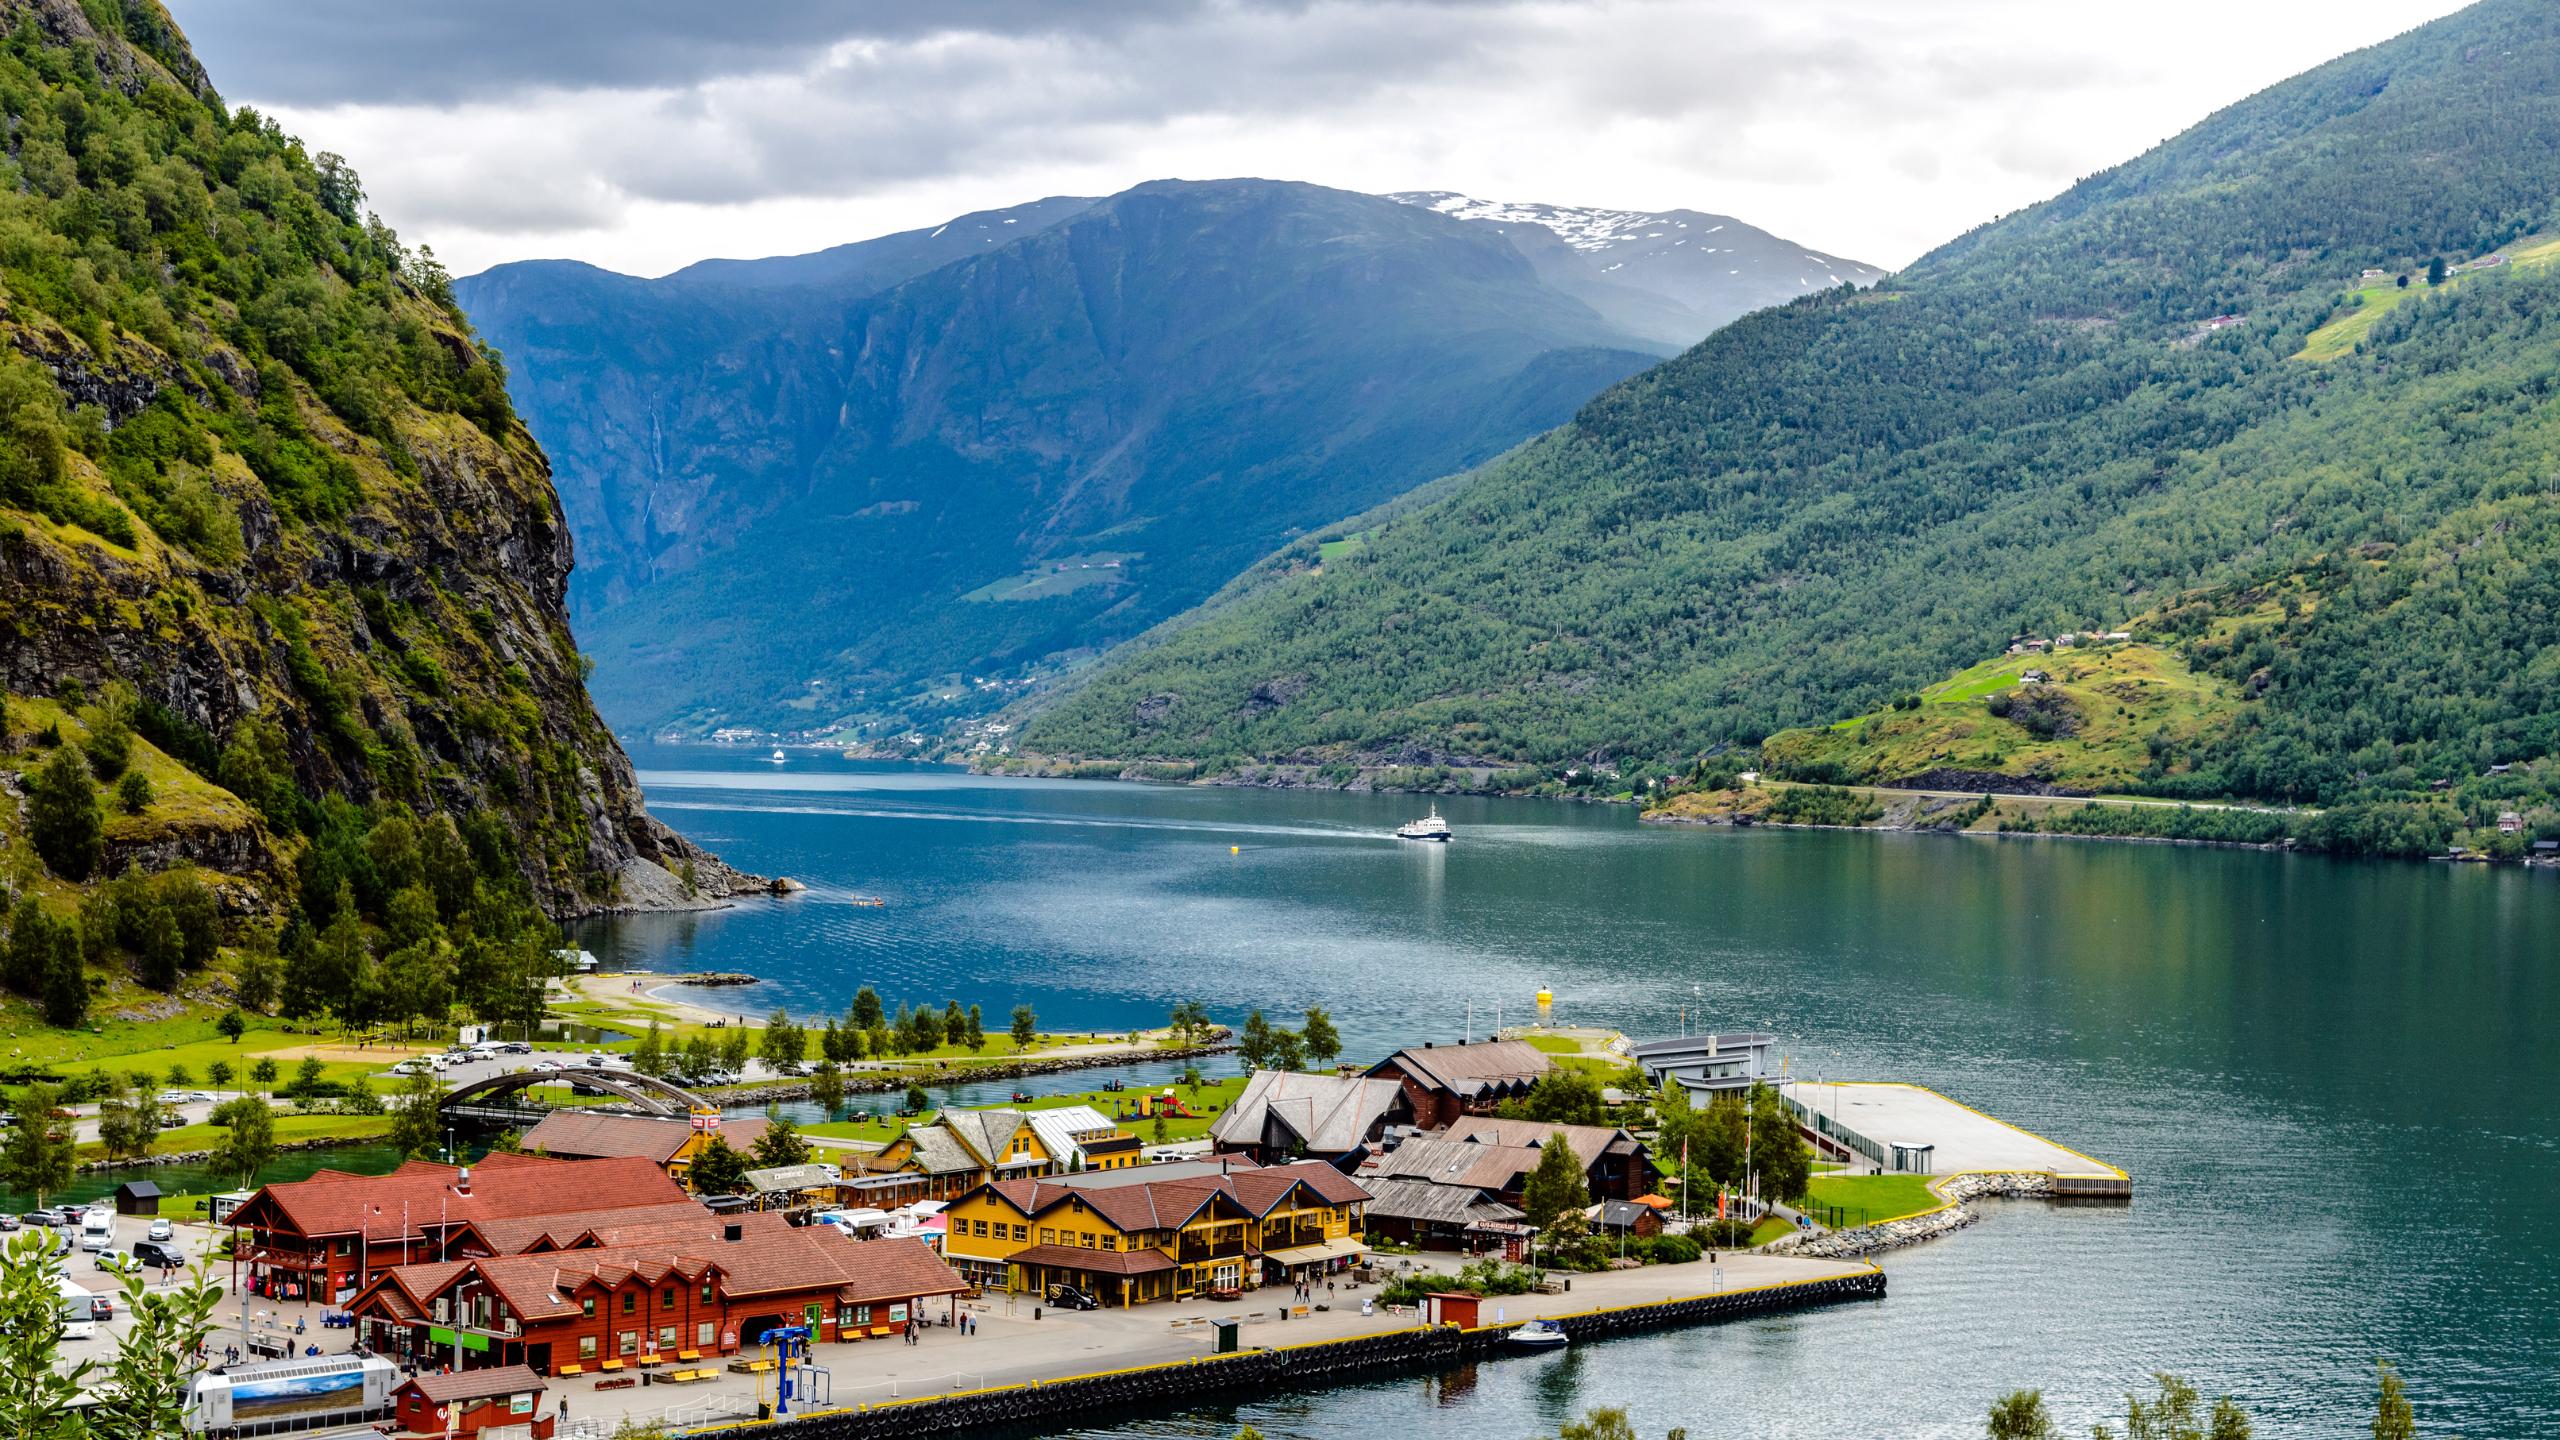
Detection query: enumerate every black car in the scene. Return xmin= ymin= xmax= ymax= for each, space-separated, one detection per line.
xmin=132 ymin=1240 xmax=187 ymax=1270
xmin=1045 ymin=1283 xmax=1100 ymax=1311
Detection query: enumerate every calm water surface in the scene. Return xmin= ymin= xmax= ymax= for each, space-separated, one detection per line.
xmin=576 ymin=746 xmax=2558 ymax=1439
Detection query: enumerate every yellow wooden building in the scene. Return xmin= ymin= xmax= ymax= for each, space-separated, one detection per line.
xmin=939 ymin=1158 xmax=1371 ymax=1306
xmin=869 ymin=1105 xmax=1142 ymax=1198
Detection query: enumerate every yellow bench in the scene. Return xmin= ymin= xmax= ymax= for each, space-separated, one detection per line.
xmin=598 ymin=1358 xmax=625 ymax=1372
xmin=556 ymin=1364 xmax=585 ymax=1377
xmin=665 ymin=1368 xmax=716 ymax=1384
xmin=869 ymin=1326 xmax=891 ymax=1338
xmin=727 ymin=1358 xmax=776 ymax=1374
xmin=638 ymin=1354 xmax=663 ymax=1367
xmin=676 ymin=1349 xmax=701 ymax=1362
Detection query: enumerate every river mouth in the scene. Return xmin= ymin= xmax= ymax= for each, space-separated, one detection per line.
xmin=566 ymin=743 xmax=2559 ymax=1436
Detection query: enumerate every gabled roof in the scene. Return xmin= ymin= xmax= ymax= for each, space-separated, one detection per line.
xmin=398 ymin=1365 xmax=545 ymax=1404
xmin=519 ymin=1112 xmax=767 ymax=1165
xmin=1023 ymin=1105 xmax=1125 ymax=1163
xmin=1358 ymin=1177 xmax=1525 ymax=1227
xmin=1369 ymin=1137 xmax=1540 ymax=1191
xmin=1209 ymin=1071 xmax=1407 ymax=1154
xmin=229 ymin=1154 xmax=697 ymax=1245
xmin=1368 ymin=1040 xmax=1552 ymax=1097
xmin=940 ymin=1109 xmax=1032 ymax=1168
xmin=965 ymin=1160 xmax=1367 ymax=1235
xmin=352 ymin=1230 xmax=963 ymax=1325
xmin=1440 ymin=1117 xmax=1642 ymax=1172
xmin=895 ymin=1125 xmax=989 ymax=1176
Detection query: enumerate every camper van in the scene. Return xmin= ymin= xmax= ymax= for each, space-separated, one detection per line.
xmin=187 ymin=1354 xmax=399 ymax=1433
xmin=78 ymin=1206 xmax=116 ymax=1252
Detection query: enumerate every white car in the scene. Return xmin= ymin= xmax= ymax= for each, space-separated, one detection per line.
xmin=94 ymin=1251 xmax=143 ymax=1276
xmin=156 ymin=1090 xmax=192 ymax=1105
xmin=145 ymin=1219 xmax=173 ymax=1242
xmin=387 ymin=1060 xmax=431 ymax=1077
xmin=531 ymin=1060 xmax=562 ymax=1073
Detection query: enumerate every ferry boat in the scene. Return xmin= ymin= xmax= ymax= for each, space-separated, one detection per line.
xmin=768 ymin=748 xmax=787 ymax=764
xmin=1503 ymin=1319 xmax=1569 ymax=1350
xmin=1395 ymin=805 xmax=1452 ymax=842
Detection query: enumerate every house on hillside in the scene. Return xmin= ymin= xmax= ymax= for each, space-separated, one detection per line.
xmin=1365 ymin=1039 xmax=1552 ymax=1129
xmin=1209 ymin=1070 xmax=1411 ymax=1168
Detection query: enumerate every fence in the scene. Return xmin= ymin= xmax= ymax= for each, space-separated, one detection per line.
xmin=552 ymin=1397 xmax=758 ymax=1438
xmin=831 ymin=1371 xmax=984 ymax=1404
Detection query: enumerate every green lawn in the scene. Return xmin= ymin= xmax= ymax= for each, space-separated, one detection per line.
xmin=2296 ymin=236 xmax=2560 ymax=361
xmin=1748 ymin=1215 xmax=1798 ymax=1246
xmin=1805 ymin=1173 xmax=1943 ymax=1226
xmin=78 ymin=1113 xmax=394 ymax=1164
xmin=802 ymin=1076 xmax=1247 ymax=1146
xmin=1316 ymin=533 xmax=1369 ymax=565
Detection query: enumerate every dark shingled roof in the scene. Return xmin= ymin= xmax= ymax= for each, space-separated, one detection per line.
xmin=399 ymin=1364 xmax=546 ymax=1404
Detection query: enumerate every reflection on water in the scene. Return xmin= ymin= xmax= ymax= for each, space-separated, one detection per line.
xmin=579 ymin=746 xmax=2558 ymax=1438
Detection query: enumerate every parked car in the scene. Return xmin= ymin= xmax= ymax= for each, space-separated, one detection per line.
xmin=0 ymin=1215 xmax=19 ymax=1232
xmin=387 ymin=1060 xmax=432 ymax=1077
xmin=94 ymin=1251 xmax=144 ymax=1276
xmin=531 ymin=1060 xmax=562 ymax=1073
xmin=1045 ymin=1283 xmax=1100 ymax=1311
xmin=144 ymin=1219 xmax=173 ymax=1242
xmin=22 ymin=1209 xmax=62 ymax=1228
xmin=132 ymin=1240 xmax=186 ymax=1270
xmin=499 ymin=1041 xmax=533 ymax=1054
xmin=156 ymin=1090 xmax=192 ymax=1106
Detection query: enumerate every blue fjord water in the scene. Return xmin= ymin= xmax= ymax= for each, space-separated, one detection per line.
xmin=574 ymin=745 xmax=2558 ymax=1439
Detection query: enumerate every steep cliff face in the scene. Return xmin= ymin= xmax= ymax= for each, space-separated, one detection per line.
xmin=0 ymin=0 xmax=749 ymax=914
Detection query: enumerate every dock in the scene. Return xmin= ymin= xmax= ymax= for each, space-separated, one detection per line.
xmin=1788 ymin=1081 xmax=2132 ymax=1197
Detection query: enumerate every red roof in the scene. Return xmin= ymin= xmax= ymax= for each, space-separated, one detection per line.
xmin=1004 ymin=1243 xmax=1176 ymax=1276
xmin=230 ymin=1153 xmax=699 ymax=1246
xmin=353 ymin=1229 xmax=963 ymax=1325
xmin=396 ymin=1365 xmax=546 ymax=1404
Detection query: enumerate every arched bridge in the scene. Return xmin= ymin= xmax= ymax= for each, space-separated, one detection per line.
xmin=439 ymin=1068 xmax=712 ymax=1128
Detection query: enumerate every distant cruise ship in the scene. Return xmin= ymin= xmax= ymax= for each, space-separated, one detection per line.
xmin=1396 ymin=805 xmax=1452 ymax=842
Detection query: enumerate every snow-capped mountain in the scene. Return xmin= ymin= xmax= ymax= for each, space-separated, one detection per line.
xmin=1390 ymin=191 xmax=1882 ymax=346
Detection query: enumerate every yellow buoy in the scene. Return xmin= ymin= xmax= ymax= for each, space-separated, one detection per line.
xmin=1230 ymin=845 xmax=1240 ymax=854
xmin=1536 ymin=985 xmax=1553 ymax=1023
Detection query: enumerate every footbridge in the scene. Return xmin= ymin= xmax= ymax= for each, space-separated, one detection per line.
xmin=439 ymin=1067 xmax=713 ymax=1128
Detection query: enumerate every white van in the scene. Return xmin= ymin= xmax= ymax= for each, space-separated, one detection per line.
xmin=78 ymin=1208 xmax=115 ymax=1252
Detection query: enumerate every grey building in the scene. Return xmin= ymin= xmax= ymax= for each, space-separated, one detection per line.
xmin=1628 ymin=1032 xmax=1786 ymax=1100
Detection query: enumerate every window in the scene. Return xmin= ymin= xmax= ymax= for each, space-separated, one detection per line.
xmin=578 ymin=1336 xmax=597 ymax=1360
xmin=838 ymin=1304 xmax=856 ymax=1327
xmin=1013 ymin=1223 xmax=1028 ymax=1241
xmin=663 ymin=1287 xmax=677 ymax=1309
xmin=701 ymin=1279 xmax=714 ymax=1303
xmin=855 ymin=1305 xmax=872 ymax=1325
xmin=1041 ymin=1228 xmax=1056 ymax=1245
xmin=1100 ymin=1234 xmax=1118 ymax=1251
xmin=658 ymin=1325 xmax=676 ymax=1348
xmin=619 ymin=1330 xmax=638 ymax=1356
xmin=621 ymin=1291 xmax=636 ymax=1314
xmin=697 ymin=1321 xmax=715 ymax=1346
xmin=581 ymin=1297 xmax=596 ymax=1318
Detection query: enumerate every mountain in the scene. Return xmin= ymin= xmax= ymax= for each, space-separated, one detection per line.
xmin=0 ymin=0 xmax=745 ymax=925
xmin=1389 ymin=192 xmax=1883 ymax=347
xmin=1017 ymin=0 xmax=2560 ymax=856
xmin=458 ymin=179 xmax=1688 ymax=740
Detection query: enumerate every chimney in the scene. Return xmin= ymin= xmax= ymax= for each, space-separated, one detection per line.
xmin=723 ymin=1223 xmax=743 ymax=1242
xmin=1422 ymin=1041 xmax=1432 ymax=1049
xmin=453 ymin=1167 xmax=471 ymax=1197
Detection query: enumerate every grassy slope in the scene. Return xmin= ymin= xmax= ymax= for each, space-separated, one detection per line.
xmin=2294 ymin=233 xmax=2560 ymax=359
xmin=1758 ymin=642 xmax=2241 ymax=792
xmin=803 ymin=1077 xmax=1247 ymax=1145
xmin=1805 ymin=1173 xmax=1943 ymax=1226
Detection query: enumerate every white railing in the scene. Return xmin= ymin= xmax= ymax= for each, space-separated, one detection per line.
xmin=555 ymin=1396 xmax=758 ymax=1438
xmin=832 ymin=1370 xmax=984 ymax=1402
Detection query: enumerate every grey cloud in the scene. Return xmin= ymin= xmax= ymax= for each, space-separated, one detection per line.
xmin=166 ymin=0 xmax=1525 ymax=106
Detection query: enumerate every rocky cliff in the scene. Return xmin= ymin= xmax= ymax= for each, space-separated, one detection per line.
xmin=0 ymin=0 xmax=752 ymax=915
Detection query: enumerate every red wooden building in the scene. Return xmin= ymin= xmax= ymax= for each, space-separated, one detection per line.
xmin=390 ymin=1364 xmax=551 ymax=1438
xmin=226 ymin=1153 xmax=708 ymax=1304
xmin=1365 ymin=1040 xmax=1552 ymax=1129
xmin=347 ymin=1223 xmax=965 ymax=1376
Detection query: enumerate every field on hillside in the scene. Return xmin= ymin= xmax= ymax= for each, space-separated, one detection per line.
xmin=2296 ymin=234 xmax=2560 ymax=360
xmin=1757 ymin=643 xmax=2239 ymax=793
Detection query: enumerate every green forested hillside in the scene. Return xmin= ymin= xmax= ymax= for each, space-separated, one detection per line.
xmin=1019 ymin=0 xmax=2560 ymax=848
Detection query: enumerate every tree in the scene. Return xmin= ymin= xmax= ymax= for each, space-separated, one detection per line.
xmin=210 ymin=1095 xmax=280 ymax=1188
xmin=116 ymin=770 xmax=152 ymax=814
xmin=388 ymin=1069 xmax=443 ymax=1156
xmin=750 ymin=1114 xmax=811 ymax=1169
xmin=0 ymin=1230 xmax=91 ymax=1440
xmin=759 ymin=1009 xmax=803 ymax=1071
xmin=2426 ymin=254 xmax=2447 ymax=286
xmin=2090 ymin=1374 xmax=2251 ymax=1440
xmin=810 ymin=1061 xmax=845 ymax=1114
xmin=1527 ymin=1068 xmax=1604 ymax=1127
xmin=1987 ymin=1390 xmax=2057 ymax=1440
xmin=1152 ymin=1113 xmax=1169 ymax=1144
xmin=2370 ymin=1362 xmax=2414 ymax=1440
xmin=1747 ymin=1082 xmax=1811 ymax=1203
xmin=719 ymin=1024 xmax=752 ymax=1076
xmin=1520 ymin=1129 xmax=1589 ymax=1229
xmin=217 ymin=1008 xmax=247 ymax=1043
xmin=234 ymin=949 xmax=280 ymax=1014
xmin=28 ymin=748 xmax=102 ymax=881
xmin=681 ymin=1032 xmax=716 ymax=1081
xmin=249 ymin=1057 xmax=279 ymax=1094
xmin=943 ymin=1000 xmax=967 ymax=1046
xmin=92 ymin=1252 xmax=224 ymax=1440
xmin=290 ymin=1056 xmax=328 ymax=1098
xmin=965 ymin=1003 xmax=985 ymax=1052
xmin=633 ymin=1018 xmax=668 ymax=1078
xmin=1556 ymin=1406 xmax=1638 ymax=1440
xmin=850 ymin=986 xmax=884 ymax=1031
xmin=689 ymin=1136 xmax=749 ymax=1196
xmin=1238 ymin=1009 xmax=1276 ymax=1069
xmin=1301 ymin=1006 xmax=1341 ymax=1067
xmin=1266 ymin=1027 xmax=1307 ymax=1071
xmin=95 ymin=1084 xmax=156 ymax=1167
xmin=0 ymin=1086 xmax=74 ymax=1206
xmin=82 ymin=696 xmax=133 ymax=781
xmin=902 ymin=1081 xmax=930 ymax=1114
xmin=205 ymin=1059 xmax=233 ymax=1090
xmin=1010 ymin=1003 xmax=1037 ymax=1049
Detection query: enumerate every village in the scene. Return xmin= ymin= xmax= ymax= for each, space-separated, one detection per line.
xmin=79 ymin=1018 xmax=2126 ymax=1438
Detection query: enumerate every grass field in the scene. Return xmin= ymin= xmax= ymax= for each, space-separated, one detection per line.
xmin=77 ymin=1113 xmax=394 ymax=1165
xmin=1756 ymin=642 xmax=2239 ymax=794
xmin=1805 ymin=1173 xmax=1944 ymax=1226
xmin=1316 ymin=532 xmax=1369 ymax=564
xmin=2296 ymin=236 xmax=2560 ymax=361
xmin=802 ymin=1076 xmax=1247 ymax=1146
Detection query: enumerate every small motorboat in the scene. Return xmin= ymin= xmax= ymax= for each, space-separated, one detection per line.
xmin=1504 ymin=1319 xmax=1569 ymax=1351
xmin=768 ymin=748 xmax=787 ymax=764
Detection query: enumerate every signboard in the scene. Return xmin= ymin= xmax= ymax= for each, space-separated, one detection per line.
xmin=459 ymin=1332 xmax=491 ymax=1352
xmin=230 ymin=1367 xmax=365 ymax=1424
xmin=510 ymin=1393 xmax=534 ymax=1415
xmin=428 ymin=1326 xmax=457 ymax=1347
xmin=888 ymin=1304 xmax=907 ymax=1323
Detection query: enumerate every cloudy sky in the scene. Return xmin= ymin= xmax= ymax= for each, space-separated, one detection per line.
xmin=167 ymin=0 xmax=2473 ymax=279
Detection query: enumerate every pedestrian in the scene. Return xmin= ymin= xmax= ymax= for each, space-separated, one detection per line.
xmin=558 ymin=1397 xmax=569 ymax=1427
